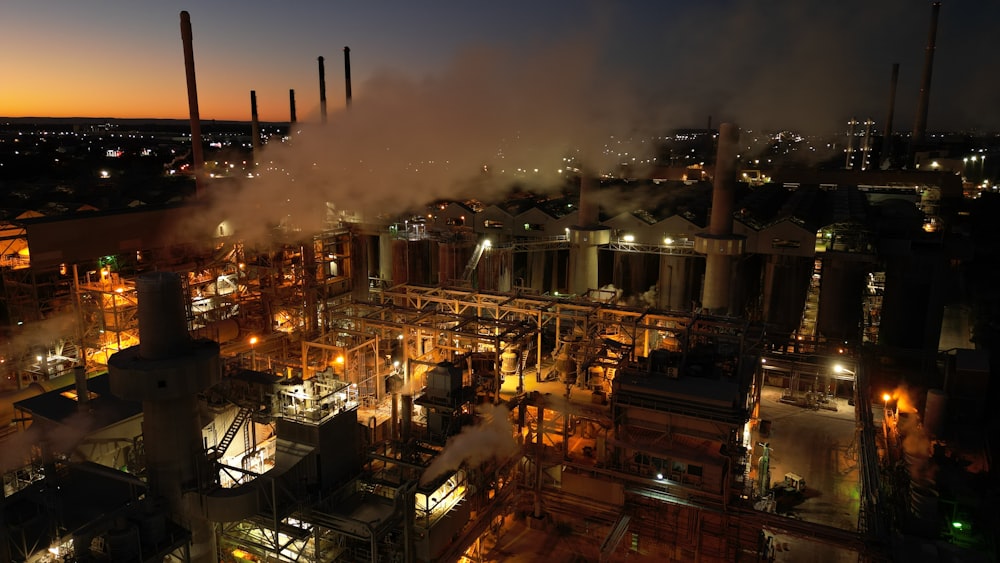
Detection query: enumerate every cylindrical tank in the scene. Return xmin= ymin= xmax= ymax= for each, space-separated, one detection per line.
xmin=500 ymin=348 xmax=519 ymax=376
xmin=909 ymin=483 xmax=940 ymax=535
xmin=136 ymin=272 xmax=189 ymax=360
xmin=438 ymin=241 xmax=473 ymax=286
xmin=555 ymin=339 xmax=577 ymax=384
xmin=923 ymin=388 xmax=947 ymax=438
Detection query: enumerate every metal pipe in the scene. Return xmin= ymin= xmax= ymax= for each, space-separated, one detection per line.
xmin=289 ymin=89 xmax=297 ymax=124
xmin=401 ymin=394 xmax=413 ymax=444
xmin=136 ymin=272 xmax=189 ymax=360
xmin=179 ymin=11 xmax=205 ymax=197
xmin=318 ymin=56 xmax=328 ymax=123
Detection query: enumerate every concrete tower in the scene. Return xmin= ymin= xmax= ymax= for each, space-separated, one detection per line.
xmin=108 ymin=272 xmax=221 ymax=562
xmin=250 ymin=89 xmax=260 ymax=155
xmin=568 ymin=175 xmax=610 ymax=296
xmin=318 ymin=55 xmax=328 ymax=124
xmin=694 ymin=123 xmax=744 ymax=315
xmin=912 ymin=1 xmax=941 ymax=147
xmin=344 ymin=46 xmax=353 ymax=108
xmin=179 ymin=11 xmax=205 ymax=197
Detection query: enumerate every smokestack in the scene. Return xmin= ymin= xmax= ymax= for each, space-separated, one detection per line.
xmin=694 ymin=123 xmax=744 ymax=315
xmin=567 ymin=173 xmax=610 ymax=296
xmin=179 ymin=11 xmax=205 ymax=197
xmin=343 ymin=46 xmax=353 ymax=108
xmin=136 ymin=272 xmax=190 ymax=360
xmin=250 ymin=90 xmax=260 ymax=154
xmin=881 ymin=63 xmax=900 ymax=165
xmin=74 ymin=365 xmax=89 ymax=406
xmin=318 ymin=56 xmax=328 ymax=124
xmin=912 ymin=2 xmax=941 ymax=148
xmin=577 ymin=174 xmax=599 ymax=227
xmin=289 ymin=89 xmax=297 ymax=124
xmin=108 ymin=271 xmax=221 ymax=561
xmin=707 ymin=124 xmax=739 ymax=237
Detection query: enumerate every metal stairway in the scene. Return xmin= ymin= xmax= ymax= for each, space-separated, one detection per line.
xmin=461 ymin=241 xmax=488 ymax=281
xmin=211 ymin=406 xmax=252 ymax=460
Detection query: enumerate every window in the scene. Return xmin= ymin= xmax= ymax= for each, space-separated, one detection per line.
xmin=771 ymin=238 xmax=801 ymax=249
xmin=523 ymin=223 xmax=544 ymax=231
xmin=687 ymin=465 xmax=702 ymax=477
xmin=484 ymin=220 xmax=504 ymax=229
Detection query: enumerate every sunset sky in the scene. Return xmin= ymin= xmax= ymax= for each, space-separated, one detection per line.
xmin=2 ymin=1 xmax=999 ymax=132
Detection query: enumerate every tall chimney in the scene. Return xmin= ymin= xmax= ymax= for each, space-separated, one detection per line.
xmin=289 ymin=89 xmax=297 ymax=124
xmin=567 ymin=173 xmax=610 ymax=296
xmin=318 ymin=56 xmax=328 ymax=124
xmin=250 ymin=90 xmax=260 ymax=155
xmin=694 ymin=123 xmax=744 ymax=315
xmin=881 ymin=63 xmax=900 ymax=165
xmin=344 ymin=46 xmax=353 ymax=108
xmin=179 ymin=11 xmax=205 ymax=197
xmin=912 ymin=2 xmax=941 ymax=148
xmin=108 ymin=272 xmax=221 ymax=561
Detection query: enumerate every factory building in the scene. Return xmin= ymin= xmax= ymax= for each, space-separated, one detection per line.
xmin=2 ymin=122 xmax=989 ymax=562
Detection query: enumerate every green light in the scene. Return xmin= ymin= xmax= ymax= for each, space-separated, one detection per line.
xmin=952 ymin=521 xmax=964 ymax=530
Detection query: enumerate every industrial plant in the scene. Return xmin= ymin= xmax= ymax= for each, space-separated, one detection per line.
xmin=1 ymin=4 xmax=997 ymax=563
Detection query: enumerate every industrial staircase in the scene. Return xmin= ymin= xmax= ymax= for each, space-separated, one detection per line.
xmin=461 ymin=240 xmax=488 ymax=281
xmin=210 ymin=406 xmax=252 ymax=460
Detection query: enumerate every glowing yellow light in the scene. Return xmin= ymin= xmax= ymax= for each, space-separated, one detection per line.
xmin=335 ymin=356 xmax=344 ymax=364
xmin=882 ymin=393 xmax=891 ymax=403
xmin=249 ymin=336 xmax=258 ymax=346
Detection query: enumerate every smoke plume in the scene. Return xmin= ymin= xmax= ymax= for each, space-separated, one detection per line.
xmin=194 ymin=37 xmax=660 ymax=245
xmin=420 ymin=403 xmax=518 ymax=485
xmin=4 ymin=313 xmax=77 ymax=356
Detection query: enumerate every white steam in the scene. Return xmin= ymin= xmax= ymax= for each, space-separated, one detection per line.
xmin=196 ymin=38 xmax=660 ymax=245
xmin=420 ymin=403 xmax=518 ymax=486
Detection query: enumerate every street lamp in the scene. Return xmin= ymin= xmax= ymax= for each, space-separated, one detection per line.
xmin=833 ymin=363 xmax=853 ymax=375
xmin=249 ymin=336 xmax=258 ymax=369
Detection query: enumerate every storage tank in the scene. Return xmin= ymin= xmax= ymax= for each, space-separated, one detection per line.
xmin=500 ymin=348 xmax=519 ymax=376
xmin=555 ymin=337 xmax=579 ymax=384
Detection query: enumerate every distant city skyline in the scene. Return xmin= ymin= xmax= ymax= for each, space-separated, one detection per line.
xmin=2 ymin=1 xmax=999 ymax=133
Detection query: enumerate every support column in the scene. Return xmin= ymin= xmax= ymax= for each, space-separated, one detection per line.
xmin=657 ymin=254 xmax=690 ymax=310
